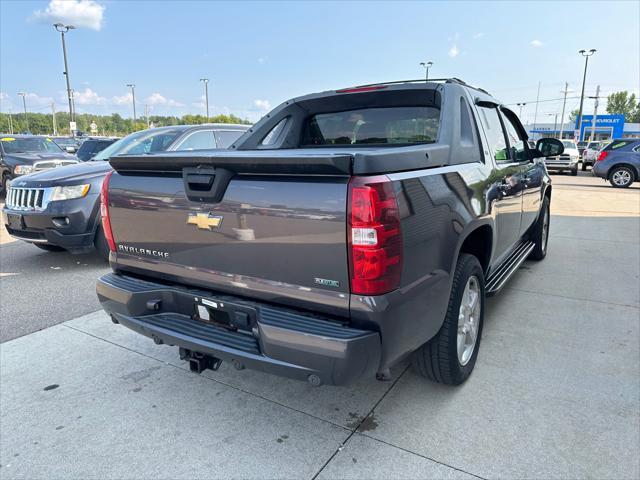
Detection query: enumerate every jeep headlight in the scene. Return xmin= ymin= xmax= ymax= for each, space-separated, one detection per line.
xmin=14 ymin=165 xmax=33 ymax=175
xmin=51 ymin=184 xmax=90 ymax=201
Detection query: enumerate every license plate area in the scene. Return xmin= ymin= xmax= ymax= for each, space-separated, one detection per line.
xmin=193 ymin=296 xmax=256 ymax=333
xmin=6 ymin=213 xmax=24 ymax=230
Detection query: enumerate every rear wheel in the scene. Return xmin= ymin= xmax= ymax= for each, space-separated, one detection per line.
xmin=529 ymin=196 xmax=550 ymax=261
xmin=414 ymin=254 xmax=484 ymax=385
xmin=581 ymin=161 xmax=587 ymax=171
xmin=609 ymin=166 xmax=634 ymax=188
xmin=571 ymin=165 xmax=578 ymax=176
xmin=94 ymin=224 xmax=110 ymax=261
xmin=34 ymin=244 xmax=65 ymax=252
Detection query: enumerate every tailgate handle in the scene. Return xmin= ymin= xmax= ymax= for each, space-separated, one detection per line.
xmin=182 ymin=166 xmax=234 ymax=203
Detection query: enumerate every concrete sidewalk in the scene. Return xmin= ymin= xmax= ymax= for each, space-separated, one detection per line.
xmin=1 ymin=177 xmax=639 ymax=479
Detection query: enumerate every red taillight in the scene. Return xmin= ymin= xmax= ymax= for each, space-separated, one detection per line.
xmin=100 ymin=171 xmax=116 ymax=252
xmin=347 ymin=176 xmax=402 ymax=296
xmin=597 ymin=151 xmax=609 ymax=161
xmin=336 ymin=85 xmax=387 ymax=94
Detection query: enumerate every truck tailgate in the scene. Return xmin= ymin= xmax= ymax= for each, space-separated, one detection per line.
xmin=106 ymin=165 xmax=351 ymax=317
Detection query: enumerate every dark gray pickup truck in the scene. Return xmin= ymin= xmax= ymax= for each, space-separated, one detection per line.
xmin=96 ymin=79 xmax=564 ymax=386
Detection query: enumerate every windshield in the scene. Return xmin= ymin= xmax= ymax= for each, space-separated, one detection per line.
xmin=1 ymin=136 xmax=64 ymax=154
xmin=561 ymin=140 xmax=576 ymax=148
xmin=301 ymin=107 xmax=440 ymax=146
xmin=587 ymin=142 xmax=600 ymax=149
xmin=93 ymin=128 xmax=184 ymax=161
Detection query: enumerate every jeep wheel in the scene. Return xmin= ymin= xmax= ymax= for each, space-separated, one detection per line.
xmin=34 ymin=243 xmax=66 ymax=252
xmin=529 ymin=196 xmax=550 ymax=261
xmin=609 ymin=166 xmax=634 ymax=188
xmin=414 ymin=253 xmax=484 ymax=385
xmin=94 ymin=224 xmax=110 ymax=261
xmin=1 ymin=174 xmax=9 ymax=197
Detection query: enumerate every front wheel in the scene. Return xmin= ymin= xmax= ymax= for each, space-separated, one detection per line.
xmin=581 ymin=161 xmax=587 ymax=171
xmin=529 ymin=196 xmax=550 ymax=261
xmin=94 ymin=224 xmax=110 ymax=261
xmin=413 ymin=254 xmax=484 ymax=385
xmin=1 ymin=174 xmax=10 ymax=197
xmin=609 ymin=166 xmax=635 ymax=188
xmin=571 ymin=165 xmax=578 ymax=176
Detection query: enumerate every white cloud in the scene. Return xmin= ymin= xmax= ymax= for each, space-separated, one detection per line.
xmin=72 ymin=87 xmax=106 ymax=105
xmin=448 ymin=33 xmax=460 ymax=58
xmin=254 ymin=99 xmax=271 ymax=111
xmin=473 ymin=32 xmax=484 ymax=39
xmin=530 ymin=39 xmax=544 ymax=47
xmin=112 ymin=93 xmax=133 ymax=105
xmin=146 ymin=93 xmax=184 ymax=107
xmin=31 ymin=0 xmax=105 ymax=31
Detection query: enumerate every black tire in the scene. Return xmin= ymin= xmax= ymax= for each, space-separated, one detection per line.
xmin=94 ymin=224 xmax=110 ymax=261
xmin=529 ymin=196 xmax=550 ymax=261
xmin=34 ymin=243 xmax=66 ymax=252
xmin=413 ymin=253 xmax=485 ymax=385
xmin=608 ymin=166 xmax=635 ymax=188
xmin=581 ymin=161 xmax=587 ymax=171
xmin=571 ymin=166 xmax=578 ymax=176
xmin=1 ymin=174 xmax=9 ymax=198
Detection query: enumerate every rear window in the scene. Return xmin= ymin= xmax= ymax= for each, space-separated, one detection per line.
xmin=604 ymin=140 xmax=636 ymax=151
xmin=301 ymin=107 xmax=440 ymax=147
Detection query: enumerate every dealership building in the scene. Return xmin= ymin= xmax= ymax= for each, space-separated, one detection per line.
xmin=527 ymin=114 xmax=640 ymax=141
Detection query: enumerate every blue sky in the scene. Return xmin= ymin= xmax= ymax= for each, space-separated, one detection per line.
xmin=1 ymin=0 xmax=638 ymax=124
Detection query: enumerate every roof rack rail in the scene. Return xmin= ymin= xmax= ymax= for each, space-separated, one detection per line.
xmin=347 ymin=78 xmax=490 ymax=95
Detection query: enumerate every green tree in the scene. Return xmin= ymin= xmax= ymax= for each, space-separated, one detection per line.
xmin=568 ymin=109 xmax=580 ymax=123
xmin=606 ymin=91 xmax=639 ymax=122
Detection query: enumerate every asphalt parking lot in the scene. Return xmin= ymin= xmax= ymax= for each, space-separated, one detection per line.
xmin=1 ymin=171 xmax=639 ymax=479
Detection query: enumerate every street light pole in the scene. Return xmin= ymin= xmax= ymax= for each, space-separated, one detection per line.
xmin=200 ymin=78 xmax=210 ymax=120
xmin=558 ymin=82 xmax=571 ymax=140
xmin=576 ymin=49 xmax=596 ymax=142
xmin=53 ymin=23 xmax=76 ymax=124
xmin=17 ymin=92 xmax=29 ymax=132
xmin=126 ymin=84 xmax=137 ymax=124
xmin=419 ymin=61 xmax=433 ymax=81
xmin=517 ymin=103 xmax=526 ymax=118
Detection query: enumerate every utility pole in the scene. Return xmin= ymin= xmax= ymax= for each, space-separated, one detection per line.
xmin=200 ymin=78 xmax=210 ymax=119
xmin=588 ymin=85 xmax=601 ymax=142
xmin=576 ymin=49 xmax=596 ymax=142
xmin=144 ymin=104 xmax=150 ymax=128
xmin=17 ymin=92 xmax=29 ymax=132
xmin=126 ymin=84 xmax=136 ymax=125
xmin=54 ymin=24 xmax=76 ymax=124
xmin=558 ymin=82 xmax=570 ymax=140
xmin=517 ymin=103 xmax=526 ymax=118
xmin=532 ymin=82 xmax=541 ymax=137
xmin=51 ymin=103 xmax=58 ymax=135
xmin=419 ymin=61 xmax=433 ymax=81
xmin=8 ymin=108 xmax=14 ymax=134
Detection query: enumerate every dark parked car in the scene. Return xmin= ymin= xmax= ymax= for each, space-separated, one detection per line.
xmin=75 ymin=137 xmax=119 ymax=161
xmin=52 ymin=136 xmax=81 ymax=153
xmin=0 ymin=135 xmax=78 ymax=194
xmin=96 ymin=78 xmax=563 ymax=386
xmin=2 ymin=124 xmax=249 ymax=258
xmin=592 ymin=139 xmax=640 ymax=188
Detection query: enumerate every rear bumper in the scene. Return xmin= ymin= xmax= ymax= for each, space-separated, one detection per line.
xmin=96 ymin=273 xmax=381 ymax=386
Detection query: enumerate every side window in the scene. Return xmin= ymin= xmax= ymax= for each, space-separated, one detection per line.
xmin=215 ymin=130 xmax=244 ymax=149
xmin=261 ymin=117 xmax=288 ymax=146
xmin=175 ymin=130 xmax=217 ymax=151
xmin=500 ymin=111 xmax=528 ymax=162
xmin=478 ymin=107 xmax=509 ymax=162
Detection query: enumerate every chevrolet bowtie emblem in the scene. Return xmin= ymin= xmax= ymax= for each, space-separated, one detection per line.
xmin=187 ymin=213 xmax=223 ymax=230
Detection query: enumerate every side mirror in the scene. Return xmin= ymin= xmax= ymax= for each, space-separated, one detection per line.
xmin=534 ymin=138 xmax=564 ymax=158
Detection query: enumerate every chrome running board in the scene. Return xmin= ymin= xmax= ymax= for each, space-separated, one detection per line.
xmin=486 ymin=241 xmax=535 ymax=295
